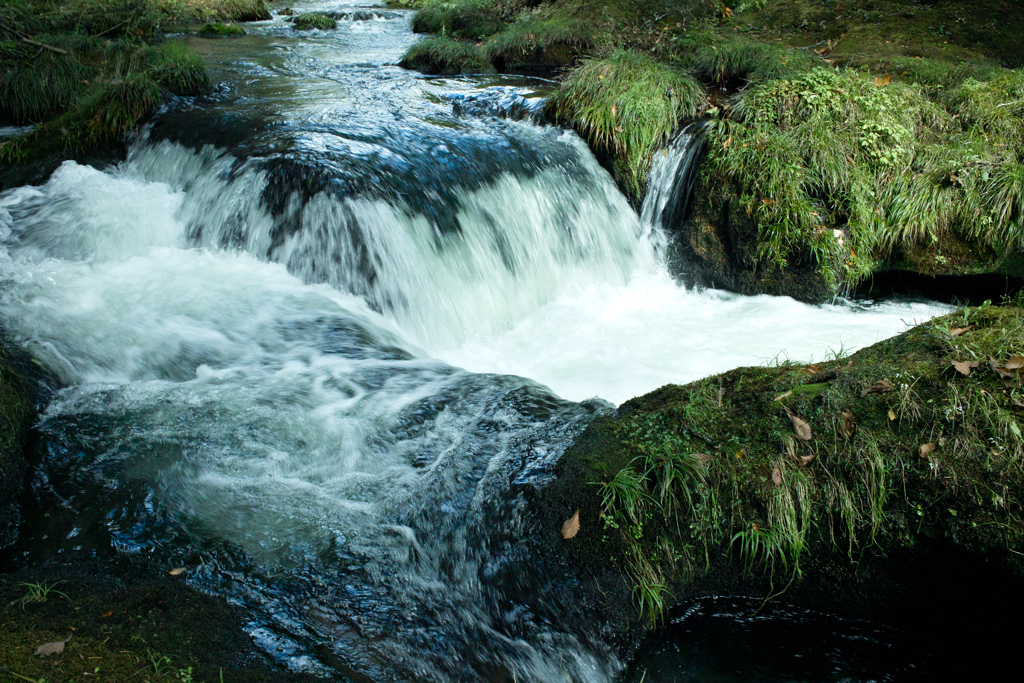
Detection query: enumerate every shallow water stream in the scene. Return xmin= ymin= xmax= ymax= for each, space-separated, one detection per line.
xmin=0 ymin=4 xmax=949 ymax=681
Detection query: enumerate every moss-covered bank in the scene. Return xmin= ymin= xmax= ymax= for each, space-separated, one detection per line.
xmin=533 ymin=304 xmax=1024 ymax=633
xmin=401 ymin=0 xmax=1024 ymax=301
xmin=0 ymin=0 xmax=270 ymax=186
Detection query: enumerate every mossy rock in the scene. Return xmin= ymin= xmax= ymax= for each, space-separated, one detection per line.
xmin=198 ymin=21 xmax=246 ymax=36
xmin=292 ymin=13 xmax=337 ymax=31
xmin=535 ymin=304 xmax=1024 ymax=629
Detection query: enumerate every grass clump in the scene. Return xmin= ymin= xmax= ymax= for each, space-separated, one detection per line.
xmin=568 ymin=303 xmax=1024 ymax=622
xmin=411 ymin=0 xmax=508 ymax=40
xmin=550 ymin=50 xmax=708 ymax=196
xmin=399 ymin=35 xmax=495 ymax=75
xmin=292 ymin=13 xmax=337 ymax=31
xmin=485 ymin=14 xmax=594 ymax=69
xmin=158 ymin=0 xmax=271 ymax=23
xmin=697 ymin=64 xmax=1024 ymax=292
xmin=0 ymin=1 xmax=212 ymax=168
xmin=671 ymin=30 xmax=820 ymax=85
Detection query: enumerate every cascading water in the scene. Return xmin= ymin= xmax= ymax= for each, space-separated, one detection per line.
xmin=0 ymin=4 xmax=949 ymax=681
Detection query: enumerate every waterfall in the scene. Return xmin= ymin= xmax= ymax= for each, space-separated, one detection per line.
xmin=640 ymin=123 xmax=706 ymax=236
xmin=0 ymin=6 xmax=951 ymax=681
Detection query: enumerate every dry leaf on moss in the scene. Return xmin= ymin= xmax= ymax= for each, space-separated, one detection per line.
xmin=839 ymin=410 xmax=855 ymax=438
xmin=168 ymin=567 xmax=186 ymax=576
xmin=950 ymin=326 xmax=973 ymax=337
xmin=36 ymin=636 xmax=71 ymax=657
xmin=798 ymin=453 xmax=816 ymax=466
xmin=773 ymin=390 xmax=793 ymax=403
xmin=952 ymin=360 xmax=979 ymax=376
xmin=860 ymin=379 xmax=894 ymax=397
xmin=561 ymin=509 xmax=580 ymax=539
xmin=919 ymin=443 xmax=936 ymax=458
xmin=784 ymin=407 xmax=812 ymax=441
xmin=771 ymin=465 xmax=783 ymax=486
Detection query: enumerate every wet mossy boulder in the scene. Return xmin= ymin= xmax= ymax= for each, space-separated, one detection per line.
xmin=198 ymin=21 xmax=246 ymax=36
xmin=292 ymin=13 xmax=337 ymax=31
xmin=0 ymin=349 xmax=34 ymax=548
xmin=537 ymin=304 xmax=1024 ymax=628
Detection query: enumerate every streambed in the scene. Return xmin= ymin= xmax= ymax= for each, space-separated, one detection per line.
xmin=0 ymin=3 xmax=948 ymax=681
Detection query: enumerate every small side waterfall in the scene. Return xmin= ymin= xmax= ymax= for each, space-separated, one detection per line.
xmin=640 ymin=123 xmax=706 ymax=235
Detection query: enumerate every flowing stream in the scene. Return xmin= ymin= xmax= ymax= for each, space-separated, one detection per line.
xmin=0 ymin=4 xmax=949 ymax=681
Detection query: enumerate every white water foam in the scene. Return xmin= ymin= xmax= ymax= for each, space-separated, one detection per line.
xmin=438 ymin=270 xmax=945 ymax=405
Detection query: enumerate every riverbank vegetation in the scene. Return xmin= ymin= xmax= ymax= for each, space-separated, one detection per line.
xmin=403 ymin=0 xmax=1024 ymax=298
xmin=0 ymin=0 xmax=270 ymax=172
xmin=546 ymin=302 xmax=1024 ymax=622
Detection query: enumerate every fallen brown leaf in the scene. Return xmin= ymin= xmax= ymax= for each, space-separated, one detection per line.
xmin=784 ymin=407 xmax=813 ymax=441
xmin=1006 ymin=355 xmax=1024 ymax=370
xmin=798 ymin=453 xmax=816 ymax=466
xmin=771 ymin=465 xmax=783 ymax=486
xmin=860 ymin=379 xmax=894 ymax=397
xmin=951 ymin=360 xmax=980 ymax=376
xmin=919 ymin=442 xmax=936 ymax=458
xmin=168 ymin=567 xmax=186 ymax=576
xmin=773 ymin=390 xmax=793 ymax=403
xmin=800 ymin=364 xmax=823 ymax=375
xmin=839 ymin=410 xmax=855 ymax=439
xmin=1013 ymin=398 xmax=1024 ymax=409
xmin=561 ymin=509 xmax=580 ymax=540
xmin=101 ymin=610 xmax=113 ymax=618
xmin=950 ymin=325 xmax=973 ymax=337
xmin=692 ymin=453 xmax=714 ymax=466
xmin=873 ymin=74 xmax=892 ymax=87
xmin=36 ymin=636 xmax=71 ymax=657
xmin=990 ymin=357 xmax=1021 ymax=381
xmin=888 ymin=409 xmax=897 ymax=421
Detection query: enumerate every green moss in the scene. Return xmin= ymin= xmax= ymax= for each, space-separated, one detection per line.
xmin=292 ymin=13 xmax=337 ymax=31
xmin=399 ymin=35 xmax=495 ymax=75
xmin=566 ymin=304 xmax=1024 ymax=621
xmin=550 ymin=50 xmax=708 ymax=197
xmin=198 ymin=21 xmax=246 ymax=36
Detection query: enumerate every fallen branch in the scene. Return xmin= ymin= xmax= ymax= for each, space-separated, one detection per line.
xmin=21 ymin=37 xmax=68 ymax=55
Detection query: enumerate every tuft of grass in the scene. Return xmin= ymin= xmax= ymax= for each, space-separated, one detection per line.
xmin=484 ymin=14 xmax=594 ymax=69
xmin=399 ymin=35 xmax=495 ymax=75
xmin=292 ymin=13 xmax=337 ymax=31
xmin=411 ymin=0 xmax=508 ymax=40
xmin=673 ymin=30 xmax=820 ymax=85
xmin=10 ymin=581 xmax=69 ymax=610
xmin=550 ymin=49 xmax=708 ymax=196
xmin=152 ymin=41 xmax=211 ymax=96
